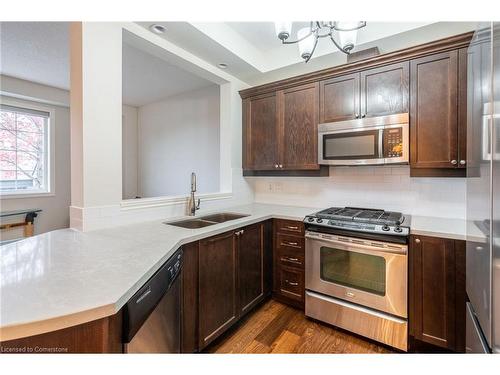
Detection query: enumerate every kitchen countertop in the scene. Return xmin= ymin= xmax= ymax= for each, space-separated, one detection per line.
xmin=0 ymin=203 xmax=472 ymax=342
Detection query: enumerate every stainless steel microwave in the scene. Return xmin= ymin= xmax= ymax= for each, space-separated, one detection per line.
xmin=318 ymin=113 xmax=409 ymax=166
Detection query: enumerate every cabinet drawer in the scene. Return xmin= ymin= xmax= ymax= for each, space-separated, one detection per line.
xmin=279 ymin=266 xmax=304 ymax=302
xmin=278 ymin=247 xmax=304 ymax=268
xmin=275 ymin=219 xmax=304 ymax=235
xmin=277 ymin=233 xmax=304 ymax=269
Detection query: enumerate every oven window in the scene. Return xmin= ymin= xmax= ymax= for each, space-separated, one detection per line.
xmin=323 ymin=130 xmax=379 ymax=159
xmin=320 ymin=247 xmax=386 ymax=296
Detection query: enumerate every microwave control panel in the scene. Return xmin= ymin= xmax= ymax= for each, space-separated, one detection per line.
xmin=384 ymin=128 xmax=403 ymax=158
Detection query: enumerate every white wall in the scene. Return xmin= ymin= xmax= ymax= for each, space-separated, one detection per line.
xmin=122 ymin=104 xmax=138 ymax=199
xmin=0 ymin=76 xmax=71 ymax=237
xmin=137 ymin=85 xmax=220 ymax=197
xmin=249 ymin=166 xmax=466 ymax=219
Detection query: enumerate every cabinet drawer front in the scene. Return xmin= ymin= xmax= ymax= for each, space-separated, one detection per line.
xmin=279 ymin=266 xmax=304 ymax=301
xmin=278 ymin=246 xmax=305 ymax=269
xmin=275 ymin=219 xmax=304 ymax=235
xmin=277 ymin=233 xmax=305 ymax=269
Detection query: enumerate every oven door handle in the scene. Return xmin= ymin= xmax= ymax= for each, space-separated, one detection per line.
xmin=305 ymin=232 xmax=407 ymax=255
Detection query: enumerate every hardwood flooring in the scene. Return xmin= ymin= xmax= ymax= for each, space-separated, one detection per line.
xmin=205 ymin=299 xmax=394 ymax=354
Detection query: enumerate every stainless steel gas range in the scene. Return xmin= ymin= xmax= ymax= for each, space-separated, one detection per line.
xmin=303 ymin=207 xmax=411 ymax=351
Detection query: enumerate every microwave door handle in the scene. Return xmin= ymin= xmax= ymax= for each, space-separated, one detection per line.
xmin=378 ymin=129 xmax=384 ymax=159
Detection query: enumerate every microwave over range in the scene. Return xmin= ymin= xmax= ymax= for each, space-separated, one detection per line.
xmin=318 ymin=113 xmax=409 ymax=166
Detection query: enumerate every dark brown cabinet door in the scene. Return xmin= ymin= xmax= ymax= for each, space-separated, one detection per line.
xmin=243 ymin=92 xmax=278 ymax=170
xmin=279 ymin=82 xmax=320 ymax=170
xmin=238 ymin=223 xmax=265 ymax=315
xmin=320 ymin=73 xmax=360 ymax=123
xmin=410 ymin=235 xmax=465 ymax=352
xmin=410 ymin=51 xmax=459 ymax=169
xmin=198 ymin=230 xmax=237 ymax=348
xmin=360 ymin=62 xmax=409 ymax=118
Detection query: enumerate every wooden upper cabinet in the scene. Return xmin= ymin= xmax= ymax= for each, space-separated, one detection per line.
xmin=320 ymin=73 xmax=360 ymax=123
xmin=198 ymin=231 xmax=238 ymax=348
xmin=410 ymin=50 xmax=459 ymax=169
xmin=243 ymin=93 xmax=279 ymax=170
xmin=238 ymin=223 xmax=265 ymax=315
xmin=279 ymin=82 xmax=320 ymax=170
xmin=360 ymin=62 xmax=409 ymax=118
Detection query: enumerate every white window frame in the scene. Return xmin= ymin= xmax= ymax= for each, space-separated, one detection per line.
xmin=0 ymin=96 xmax=55 ymax=199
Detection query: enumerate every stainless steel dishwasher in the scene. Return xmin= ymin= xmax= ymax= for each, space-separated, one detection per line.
xmin=123 ymin=248 xmax=182 ymax=353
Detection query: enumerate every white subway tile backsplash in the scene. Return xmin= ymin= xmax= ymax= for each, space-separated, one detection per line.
xmin=248 ymin=165 xmax=466 ymax=219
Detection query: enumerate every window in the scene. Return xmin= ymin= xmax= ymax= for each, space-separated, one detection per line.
xmin=0 ymin=104 xmax=51 ymax=196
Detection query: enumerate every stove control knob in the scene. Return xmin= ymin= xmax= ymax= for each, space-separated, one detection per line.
xmin=307 ymin=217 xmax=315 ymax=222
xmin=381 ymin=225 xmax=390 ymax=231
xmin=394 ymin=226 xmax=403 ymax=233
xmin=317 ymin=218 xmax=323 ymax=223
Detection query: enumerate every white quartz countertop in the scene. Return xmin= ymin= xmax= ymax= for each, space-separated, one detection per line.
xmin=0 ymin=203 xmax=473 ymax=341
xmin=0 ymin=203 xmax=315 ymax=341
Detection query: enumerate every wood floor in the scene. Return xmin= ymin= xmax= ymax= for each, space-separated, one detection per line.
xmin=205 ymin=299 xmax=393 ymax=354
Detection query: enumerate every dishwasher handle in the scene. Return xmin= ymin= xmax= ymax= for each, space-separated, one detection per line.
xmin=123 ymin=248 xmax=183 ymax=343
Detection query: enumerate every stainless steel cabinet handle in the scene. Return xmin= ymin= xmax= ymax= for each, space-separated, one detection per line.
xmin=275 ymin=164 xmax=279 ymax=169
xmin=285 ymin=280 xmax=299 ymax=286
xmin=362 ymin=114 xmax=366 ymax=118
xmin=285 ymin=226 xmax=298 ymax=230
xmin=460 ymin=160 xmax=466 ymax=165
xmin=281 ymin=241 xmax=298 ymax=246
xmin=279 ymin=164 xmax=283 ymax=169
xmin=355 ymin=114 xmax=359 ymax=119
xmin=451 ymin=159 xmax=458 ymax=165
xmin=281 ymin=257 xmax=300 ymax=263
xmin=234 ymin=230 xmax=245 ymax=236
xmin=415 ymin=238 xmax=421 ymax=244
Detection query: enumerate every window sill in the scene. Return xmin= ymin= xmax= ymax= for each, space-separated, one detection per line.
xmin=0 ymin=191 xmax=54 ymax=200
xmin=120 ymin=192 xmax=232 ymax=211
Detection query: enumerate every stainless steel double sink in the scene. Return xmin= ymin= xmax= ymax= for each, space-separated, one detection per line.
xmin=164 ymin=212 xmax=250 ymax=229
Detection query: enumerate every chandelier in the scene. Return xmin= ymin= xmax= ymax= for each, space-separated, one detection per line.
xmin=274 ymin=22 xmax=367 ymax=62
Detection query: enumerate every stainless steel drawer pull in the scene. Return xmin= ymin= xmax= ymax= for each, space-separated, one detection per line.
xmin=284 ymin=226 xmax=299 ymax=230
xmin=460 ymin=160 xmax=466 ymax=165
xmin=281 ymin=241 xmax=298 ymax=246
xmin=285 ymin=280 xmax=299 ymax=286
xmin=415 ymin=238 xmax=421 ymax=244
xmin=281 ymin=256 xmax=300 ymax=263
xmin=451 ymin=159 xmax=458 ymax=165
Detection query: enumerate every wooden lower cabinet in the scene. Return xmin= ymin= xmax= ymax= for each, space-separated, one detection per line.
xmin=183 ymin=221 xmax=272 ymax=352
xmin=273 ymin=219 xmax=306 ymax=309
xmin=409 ymin=234 xmax=466 ymax=352
xmin=198 ymin=230 xmax=238 ymax=349
xmin=0 ymin=314 xmax=123 ymax=353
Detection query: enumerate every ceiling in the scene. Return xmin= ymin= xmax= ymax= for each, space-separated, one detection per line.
xmin=138 ymin=21 xmax=477 ymax=85
xmin=1 ymin=21 xmax=478 ymax=95
xmin=0 ymin=22 xmax=70 ymax=90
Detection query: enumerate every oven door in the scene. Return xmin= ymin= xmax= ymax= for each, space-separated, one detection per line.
xmin=318 ymin=126 xmax=384 ymax=165
xmin=305 ymin=231 xmax=407 ymax=318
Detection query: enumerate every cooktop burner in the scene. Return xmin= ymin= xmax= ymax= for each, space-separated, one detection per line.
xmin=304 ymin=207 xmax=410 ymax=237
xmin=316 ymin=207 xmax=404 ymax=225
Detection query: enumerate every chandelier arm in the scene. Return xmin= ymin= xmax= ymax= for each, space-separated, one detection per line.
xmin=282 ymin=29 xmax=314 ymax=45
xmin=333 ymin=21 xmax=366 ymax=32
xmin=329 ymin=34 xmax=350 ymax=55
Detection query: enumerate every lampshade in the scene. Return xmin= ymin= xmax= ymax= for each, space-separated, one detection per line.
xmin=297 ymin=27 xmax=314 ymax=60
xmin=335 ymin=22 xmax=362 ymax=52
xmin=275 ymin=22 xmax=292 ymax=40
